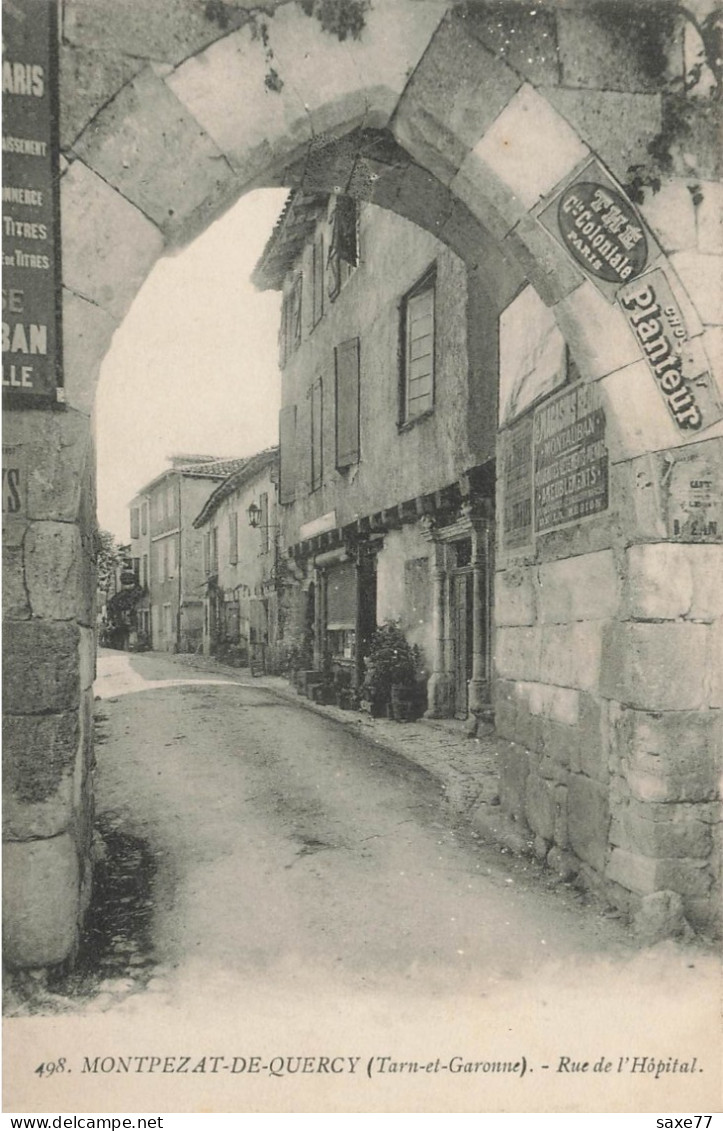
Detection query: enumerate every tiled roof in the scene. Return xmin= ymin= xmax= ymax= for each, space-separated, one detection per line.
xmin=193 ymin=447 xmax=279 ymax=528
xmin=252 ymin=190 xmax=328 ymax=291
xmin=179 ymin=456 xmax=251 ymax=479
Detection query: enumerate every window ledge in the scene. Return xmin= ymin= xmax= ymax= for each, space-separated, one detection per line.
xmin=397 ymin=408 xmax=434 ymax=434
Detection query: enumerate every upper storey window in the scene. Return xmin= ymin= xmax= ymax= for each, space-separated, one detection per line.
xmin=327 ymin=196 xmax=359 ymax=302
xmin=400 ymin=267 xmax=436 ymax=425
xmin=280 ymin=273 xmax=303 ymax=366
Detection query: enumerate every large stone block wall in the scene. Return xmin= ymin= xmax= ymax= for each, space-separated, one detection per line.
xmin=3 ymin=412 xmax=97 ymax=967
xmin=492 ymin=437 xmax=722 ymax=933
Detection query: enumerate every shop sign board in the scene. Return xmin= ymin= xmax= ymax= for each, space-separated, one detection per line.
xmin=538 ymin=159 xmax=656 ymax=301
xmin=618 ymin=269 xmax=723 ymax=433
xmin=533 ymin=382 xmax=609 ymax=534
xmin=2 ymin=0 xmax=63 ymax=407
xmin=500 ymin=414 xmax=533 ymax=552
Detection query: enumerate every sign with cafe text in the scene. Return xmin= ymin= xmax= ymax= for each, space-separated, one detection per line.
xmin=619 ymin=268 xmax=723 ymax=433
xmin=533 ymin=383 xmax=609 ymax=534
xmin=2 ymin=0 xmax=63 ymax=406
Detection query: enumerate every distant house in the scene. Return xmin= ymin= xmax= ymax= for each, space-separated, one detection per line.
xmin=192 ymin=447 xmax=279 ymax=663
xmin=128 ymin=455 xmax=250 ymax=653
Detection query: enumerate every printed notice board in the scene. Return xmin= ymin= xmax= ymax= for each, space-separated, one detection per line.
xmin=2 ymin=0 xmax=63 ymax=406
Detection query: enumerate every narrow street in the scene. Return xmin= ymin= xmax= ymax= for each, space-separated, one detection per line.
xmin=90 ymin=647 xmax=635 ymax=1004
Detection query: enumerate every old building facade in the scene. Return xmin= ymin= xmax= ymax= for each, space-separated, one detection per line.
xmin=131 ymin=456 xmax=249 ymax=653
xmin=192 ymin=447 xmax=279 ymax=664
xmin=254 ymin=193 xmax=523 ymax=718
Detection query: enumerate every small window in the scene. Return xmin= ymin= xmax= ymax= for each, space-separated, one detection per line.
xmin=310 ymin=377 xmax=323 ymax=491
xmin=279 ymin=405 xmax=297 ymax=504
xmin=229 ymin=511 xmax=238 ymax=565
xmin=210 ymin=527 xmax=218 ymax=575
xmin=130 ymin=507 xmax=140 ymax=540
xmin=142 ymin=554 xmax=148 ymax=588
xmin=400 ymin=268 xmax=435 ymax=424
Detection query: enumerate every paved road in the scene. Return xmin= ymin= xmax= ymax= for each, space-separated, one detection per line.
xmin=92 ymin=649 xmax=635 ymax=1004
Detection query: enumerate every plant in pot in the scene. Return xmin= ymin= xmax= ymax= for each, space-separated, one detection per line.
xmin=362 ymin=621 xmax=421 ymax=721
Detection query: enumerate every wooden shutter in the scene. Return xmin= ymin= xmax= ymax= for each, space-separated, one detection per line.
xmin=337 ymin=196 xmax=358 ymax=267
xmin=311 ymin=377 xmax=323 ymax=491
xmin=130 ymin=508 xmax=139 ymax=539
xmin=279 ymin=404 xmax=297 ymax=503
xmin=335 ymin=338 xmax=360 ymax=469
xmin=229 ymin=511 xmax=238 ymax=565
xmin=405 ymin=284 xmax=434 ymax=420
xmin=326 ymin=560 xmax=357 ymax=630
xmin=259 ymin=492 xmax=269 ymax=553
xmin=312 ymin=235 xmax=324 ymax=325
xmin=292 ymin=275 xmax=302 ymax=350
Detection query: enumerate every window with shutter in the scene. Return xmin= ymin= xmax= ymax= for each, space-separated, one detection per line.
xmin=279 ymin=404 xmax=297 ymax=504
xmin=312 ymin=234 xmax=324 ymax=326
xmin=401 ymin=268 xmax=435 ymax=424
xmin=259 ymin=492 xmax=269 ymax=553
xmin=203 ymin=531 xmax=210 ymax=576
xmin=310 ymin=377 xmax=323 ymax=491
xmin=291 ymin=274 xmax=302 ymax=352
xmin=130 ymin=507 xmax=140 ymax=539
xmin=335 ymin=338 xmax=360 ymax=469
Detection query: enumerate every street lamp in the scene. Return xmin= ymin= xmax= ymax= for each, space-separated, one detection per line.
xmin=247 ymin=501 xmax=262 ymax=528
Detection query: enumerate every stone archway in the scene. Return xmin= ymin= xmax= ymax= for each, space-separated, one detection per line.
xmin=4 ymin=0 xmax=722 ymax=967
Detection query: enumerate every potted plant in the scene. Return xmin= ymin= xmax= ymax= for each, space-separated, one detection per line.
xmin=362 ymin=621 xmax=421 ymax=721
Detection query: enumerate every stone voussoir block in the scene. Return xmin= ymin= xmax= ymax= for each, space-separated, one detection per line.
xmin=3 ymin=833 xmax=81 ymax=968
xmin=472 ymin=83 xmax=588 ymax=212
xmin=3 ymin=621 xmax=80 ymax=714
xmin=630 ymin=543 xmax=723 ymax=622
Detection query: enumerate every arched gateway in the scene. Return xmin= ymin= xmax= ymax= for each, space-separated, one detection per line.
xmin=4 ymin=0 xmax=721 ymax=966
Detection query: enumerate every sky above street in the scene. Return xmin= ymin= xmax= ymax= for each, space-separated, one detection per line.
xmin=95 ymin=188 xmax=288 ymax=541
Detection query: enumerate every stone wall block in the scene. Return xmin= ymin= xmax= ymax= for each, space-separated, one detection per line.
xmin=7 ymin=410 xmax=90 ymax=524
xmin=606 ymin=847 xmax=657 ymax=895
xmin=553 ymin=281 xmax=643 ymax=382
xmin=502 ymin=214 xmax=582 ymax=306
xmin=79 ymin=627 xmax=96 ymax=692
xmin=537 ymin=550 xmax=620 ymax=623
xmin=494 ymin=625 xmax=542 ymax=683
xmin=696 ymin=181 xmax=723 ymax=255
xmin=599 ymin=621 xmax=711 ymax=710
xmin=626 ymin=543 xmax=723 ymax=621
xmin=601 ymin=361 xmax=684 ymax=465
xmin=567 ymin=774 xmax=610 ymax=873
xmin=3 ymin=622 xmax=80 ymax=714
xmin=553 ymin=783 xmax=569 ymax=849
xmin=472 ymin=84 xmax=588 ymax=211
xmin=669 ymin=252 xmax=722 ymax=327
xmin=3 ymin=546 xmax=30 ymax=620
xmin=449 ymin=148 xmax=527 ymax=244
xmin=494 ymin=566 xmax=536 ymax=626
xmin=541 ymin=89 xmax=662 ymax=184
xmin=540 ymin=621 xmax=602 ymax=692
xmin=638 ymin=180 xmax=698 ymax=253
xmin=612 ymin=808 xmax=712 ymax=859
xmin=3 ymin=711 xmax=79 ymax=840
xmin=539 ymin=719 xmax=578 ymax=772
xmin=3 ymin=834 xmax=80 ymax=968
xmin=59 ymin=45 xmax=144 ymax=150
xmin=578 ymin=694 xmax=608 ymax=783
xmin=24 ymin=522 xmax=83 ymax=621
xmin=557 ymin=7 xmax=680 ymax=93
xmin=61 ymin=160 xmax=164 ymax=323
xmin=524 ymin=772 xmax=556 ymax=842
xmin=392 ymin=13 xmax=522 ymax=187
xmin=62 ymin=290 xmax=119 ymax=417
xmin=498 ymin=739 xmax=530 ymax=819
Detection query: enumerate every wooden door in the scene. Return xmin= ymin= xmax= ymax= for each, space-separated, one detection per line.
xmin=452 ymin=569 xmax=474 ymax=718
